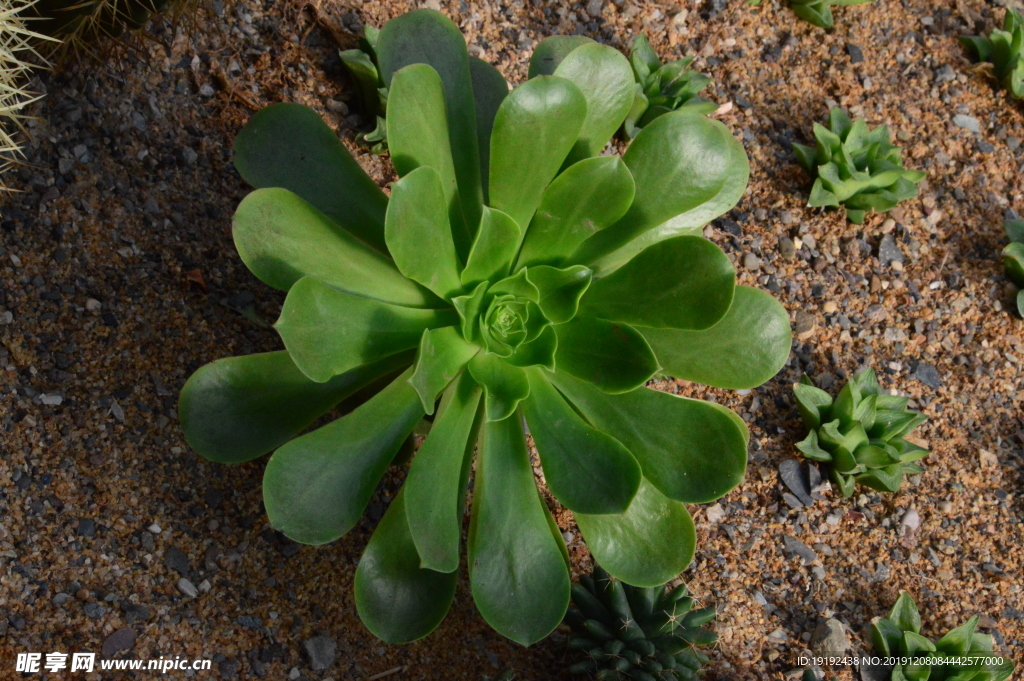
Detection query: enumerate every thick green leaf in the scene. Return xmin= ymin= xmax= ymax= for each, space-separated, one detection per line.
xmin=453 ymin=281 xmax=488 ymax=342
xmin=461 ymin=206 xmax=521 ymax=287
xmin=233 ymin=188 xmax=436 ymax=307
xmin=340 ymin=49 xmax=383 ymax=118
xmin=354 ymin=489 xmax=457 ymax=643
xmin=640 ymin=286 xmax=792 ymax=389
xmin=180 ymin=350 xmax=411 ymax=464
xmin=1004 ymin=218 xmax=1024 ymax=244
xmin=528 ymin=35 xmax=595 ymax=77
xmin=506 ymin=325 xmax=558 ymax=370
xmin=469 ymin=56 xmax=509 ymax=202
xmin=554 ymin=317 xmax=659 ymax=393
xmin=409 ymin=326 xmax=480 ymax=414
xmin=1003 ymin=242 xmax=1024 ymax=288
xmin=385 ymin=166 xmax=464 ymax=300
xmin=551 ymin=372 xmax=748 ymax=503
xmin=574 ymin=112 xmax=749 ymax=274
xmin=376 ymin=9 xmax=483 ymax=231
xmin=522 ymin=369 xmax=641 ymax=514
xmin=889 ymin=592 xmax=922 ymax=634
xmin=233 ymin=103 xmax=388 ymax=252
xmin=489 ymin=76 xmax=588 ymax=233
xmin=263 ymin=368 xmax=424 ymax=544
xmin=580 ymin=236 xmax=735 ymax=330
xmin=516 ymin=156 xmax=635 ymax=269
xmin=387 ymin=64 xmax=470 ymax=258
xmin=276 ymin=276 xmax=456 ymax=383
xmin=468 ymin=352 xmax=531 ymax=421
xmin=468 ymin=414 xmax=570 ymax=645
xmin=935 ymin=616 xmax=978 ymax=655
xmin=553 ymin=42 xmax=635 ymax=163
xmin=871 ymin=617 xmax=904 ymax=656
xmin=526 ymin=265 xmax=593 ymax=324
xmin=404 ymin=372 xmax=482 ymax=572
xmin=575 ymin=478 xmax=696 ymax=587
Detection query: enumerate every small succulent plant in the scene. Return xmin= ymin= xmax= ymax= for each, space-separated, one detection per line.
xmin=793 ymin=369 xmax=928 ymax=497
xmin=871 ymin=592 xmax=1016 ymax=681
xmin=961 ymin=7 xmax=1024 ymax=100
xmin=1002 ymin=218 xmax=1024 ymax=316
xmin=0 ymin=0 xmax=51 ymax=191
xmin=620 ymin=35 xmax=715 ymax=139
xmin=794 ymin=107 xmax=925 ymax=224
xmin=180 ymin=9 xmax=790 ymax=646
xmin=565 ymin=566 xmax=716 ymax=680
xmin=339 ymin=25 xmax=389 ymax=153
xmin=788 ymin=0 xmax=874 ymax=29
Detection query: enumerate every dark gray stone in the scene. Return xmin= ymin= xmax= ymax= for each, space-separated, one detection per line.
xmin=811 ymin=618 xmax=850 ymax=654
xmin=121 ymin=602 xmax=151 ymax=624
xmin=102 ymin=627 xmax=137 ymax=657
xmin=779 ymin=460 xmax=814 ymax=506
xmin=846 ymin=43 xmax=864 ymax=63
xmin=878 ymin=235 xmax=905 ymax=265
xmin=303 ymin=634 xmax=337 ymax=671
xmin=83 ymin=603 xmax=107 ymax=619
xmin=164 ymin=547 xmax=190 ymax=576
xmin=913 ymin=362 xmax=942 ymax=389
xmin=783 ymin=535 xmax=818 ymax=565
xmin=236 ymin=616 xmax=262 ymax=630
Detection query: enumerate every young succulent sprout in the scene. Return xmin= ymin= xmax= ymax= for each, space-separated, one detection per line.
xmin=793 ymin=369 xmax=928 ymax=497
xmin=178 ymin=9 xmax=792 ymax=647
xmin=787 ymin=0 xmax=874 ymax=29
xmin=339 ymin=25 xmax=389 ymax=153
xmin=793 ymin=107 xmax=926 ymax=224
xmin=961 ymin=7 xmax=1024 ymax=99
xmin=870 ymin=592 xmax=1016 ymax=681
xmin=621 ymin=34 xmax=715 ymax=139
xmin=565 ymin=566 xmax=716 ymax=680
xmin=1002 ymin=218 xmax=1024 ymax=316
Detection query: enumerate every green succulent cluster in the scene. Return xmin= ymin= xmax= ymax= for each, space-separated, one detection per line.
xmin=788 ymin=0 xmax=874 ymax=29
xmin=794 ymin=369 xmax=928 ymax=497
xmin=961 ymin=7 xmax=1024 ymax=100
xmin=566 ymin=567 xmax=716 ymax=680
xmin=621 ymin=35 xmax=715 ymax=139
xmin=871 ymin=592 xmax=1016 ymax=681
xmin=1001 ymin=218 xmax=1024 ymax=316
xmin=340 ymin=25 xmax=389 ymax=153
xmin=794 ymin=107 xmax=925 ymax=224
xmin=179 ymin=9 xmax=791 ymax=647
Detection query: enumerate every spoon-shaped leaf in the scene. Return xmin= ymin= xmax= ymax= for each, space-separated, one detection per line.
xmin=385 ymin=166 xmax=464 ymax=300
xmin=522 ymin=369 xmax=641 ymax=514
xmin=575 ymin=478 xmax=696 ymax=587
xmin=579 ymin=236 xmax=735 ymax=330
xmin=640 ymin=286 xmax=791 ymax=388
xmin=468 ymin=414 xmax=570 ymax=646
xmin=404 ymin=373 xmax=482 ymax=573
xmin=179 ymin=350 xmax=412 ymax=464
xmin=551 ymin=371 xmax=748 ymax=503
xmin=554 ymin=317 xmax=659 ymax=393
xmin=461 ymin=206 xmax=520 ymax=287
xmin=408 ymin=326 xmax=480 ymax=414
xmin=354 ymin=489 xmax=457 ymax=643
xmin=234 ymin=188 xmax=437 ymax=307
xmin=553 ymin=42 xmax=635 ymax=164
xmin=528 ymin=35 xmax=595 ymax=77
xmin=263 ymin=368 xmax=424 ymax=544
xmin=276 ymin=276 xmax=457 ymax=383
xmin=468 ymin=352 xmax=531 ymax=421
xmin=489 ymin=76 xmax=588 ymax=233
xmin=233 ymin=103 xmax=389 ymax=253
xmin=526 ymin=265 xmax=593 ymax=324
xmin=376 ymin=9 xmax=483 ymax=231
xmin=469 ymin=56 xmax=509 ymax=202
xmin=516 ymin=156 xmax=634 ymax=269
xmin=574 ymin=112 xmax=749 ymax=274
xmin=387 ymin=63 xmax=470 ymax=257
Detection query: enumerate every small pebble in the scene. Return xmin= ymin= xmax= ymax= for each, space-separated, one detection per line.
xmin=177 ymin=578 xmax=199 ymax=598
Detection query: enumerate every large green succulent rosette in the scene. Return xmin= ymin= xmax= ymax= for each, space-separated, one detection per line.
xmin=178 ymin=10 xmax=790 ymax=647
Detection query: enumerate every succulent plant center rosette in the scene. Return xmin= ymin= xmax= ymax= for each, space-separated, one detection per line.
xmin=179 ymin=10 xmax=790 ymax=647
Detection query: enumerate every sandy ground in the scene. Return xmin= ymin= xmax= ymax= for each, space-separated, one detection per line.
xmin=0 ymin=0 xmax=1022 ymax=679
